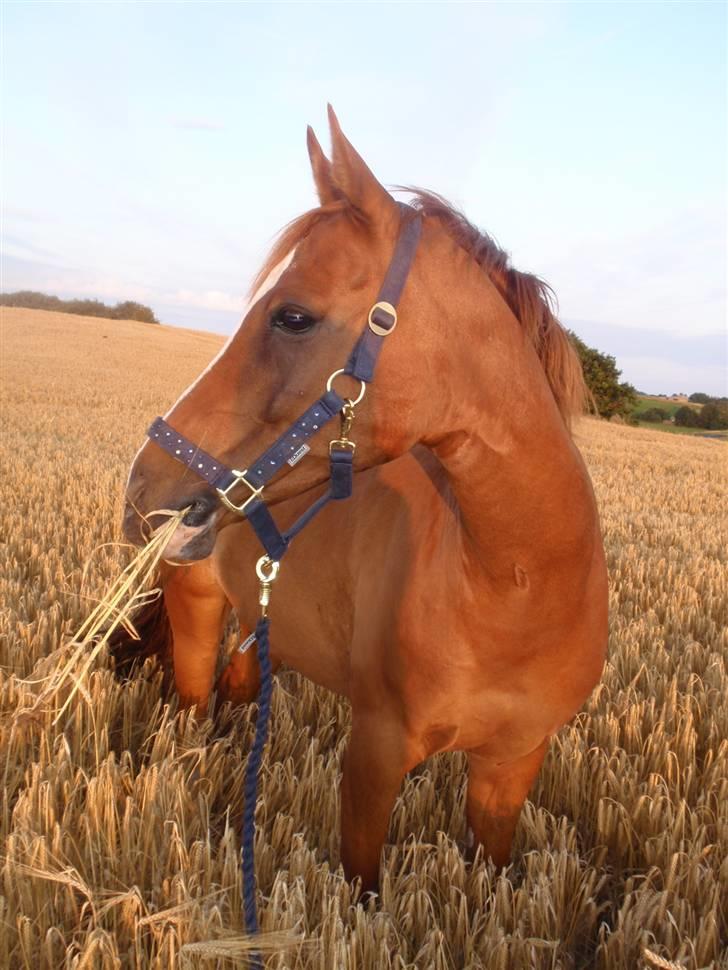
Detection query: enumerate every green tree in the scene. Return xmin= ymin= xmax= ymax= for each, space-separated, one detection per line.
xmin=568 ymin=332 xmax=638 ymax=419
xmin=641 ymin=407 xmax=669 ymax=422
xmin=66 ymin=299 xmax=108 ymax=318
xmin=674 ymin=406 xmax=701 ymax=428
xmin=688 ymin=392 xmax=712 ymax=404
xmin=0 ymin=290 xmax=63 ymax=311
xmin=112 ymin=301 xmax=159 ymax=324
xmin=0 ymin=291 xmax=159 ymax=324
xmin=699 ymin=402 xmax=728 ymax=430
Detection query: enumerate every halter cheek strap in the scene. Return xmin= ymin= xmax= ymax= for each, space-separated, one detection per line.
xmin=344 ymin=211 xmax=422 ymax=382
xmin=145 ymin=205 xmax=422 ymax=561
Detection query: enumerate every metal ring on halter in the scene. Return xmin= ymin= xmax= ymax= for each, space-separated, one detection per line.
xmin=256 ymin=555 xmax=280 ymax=584
xmin=326 ymin=369 xmax=366 ymax=406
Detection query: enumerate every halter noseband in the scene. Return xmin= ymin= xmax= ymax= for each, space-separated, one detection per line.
xmin=146 ymin=205 xmax=422 ymax=565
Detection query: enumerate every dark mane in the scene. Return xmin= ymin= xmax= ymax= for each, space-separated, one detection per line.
xmin=406 ymin=189 xmax=588 ymax=426
xmin=252 ymin=191 xmax=588 ymax=428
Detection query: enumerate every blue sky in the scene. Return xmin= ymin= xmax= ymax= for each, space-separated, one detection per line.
xmin=2 ymin=1 xmax=726 ymax=395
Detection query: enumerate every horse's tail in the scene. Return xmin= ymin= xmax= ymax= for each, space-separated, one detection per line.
xmin=107 ymin=573 xmax=172 ymax=680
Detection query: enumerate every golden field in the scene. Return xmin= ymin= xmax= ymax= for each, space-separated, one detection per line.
xmin=1 ymin=306 xmax=726 ymax=970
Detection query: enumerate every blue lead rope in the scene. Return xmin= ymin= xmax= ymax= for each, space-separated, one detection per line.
xmin=241 ymin=616 xmax=274 ymax=966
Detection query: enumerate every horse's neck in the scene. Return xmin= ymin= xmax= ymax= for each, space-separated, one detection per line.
xmin=430 ymin=418 xmax=593 ymax=580
xmin=422 ymin=277 xmax=595 ymax=583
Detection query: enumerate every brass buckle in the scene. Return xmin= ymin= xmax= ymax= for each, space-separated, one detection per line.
xmin=329 ymin=438 xmax=356 ymax=454
xmin=217 ymin=469 xmax=263 ymax=514
xmin=367 ymin=301 xmax=397 ymax=336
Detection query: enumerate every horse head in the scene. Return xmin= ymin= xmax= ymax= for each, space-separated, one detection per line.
xmin=123 ymin=108 xmax=443 ymax=560
xmin=124 ymin=107 xmax=586 ymax=563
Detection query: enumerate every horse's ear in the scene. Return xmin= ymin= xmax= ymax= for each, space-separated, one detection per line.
xmin=327 ymin=104 xmax=395 ymax=219
xmin=306 ymin=125 xmax=341 ymax=205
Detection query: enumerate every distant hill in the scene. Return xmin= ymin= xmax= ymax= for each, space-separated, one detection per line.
xmin=631 ymin=394 xmax=728 ymax=437
xmin=632 ymin=395 xmax=696 ymax=419
xmin=0 ymin=290 xmax=159 ymax=324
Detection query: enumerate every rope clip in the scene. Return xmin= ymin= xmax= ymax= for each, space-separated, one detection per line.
xmin=329 ymin=399 xmax=358 ymax=453
xmin=255 ymin=555 xmax=280 ymax=618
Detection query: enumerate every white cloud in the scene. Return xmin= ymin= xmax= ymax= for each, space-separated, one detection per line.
xmin=170 ymin=117 xmax=225 ymax=131
xmin=541 ymin=205 xmax=726 ymax=338
xmin=169 ymin=289 xmax=243 ymax=313
xmin=1 ymin=256 xmax=244 ymax=317
xmin=39 ymin=274 xmax=157 ymax=304
xmin=619 ymin=355 xmax=727 ymax=397
xmin=1 ymin=237 xmax=61 ymax=264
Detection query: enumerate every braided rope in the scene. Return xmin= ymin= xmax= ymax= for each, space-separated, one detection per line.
xmin=241 ymin=616 xmax=274 ymax=967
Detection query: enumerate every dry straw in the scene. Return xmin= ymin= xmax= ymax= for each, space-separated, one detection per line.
xmin=643 ymin=947 xmax=688 ymax=969
xmin=29 ymin=511 xmax=183 ymax=724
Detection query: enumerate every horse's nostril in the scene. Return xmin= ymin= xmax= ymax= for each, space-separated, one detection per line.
xmin=181 ymin=492 xmax=218 ymax=528
xmin=122 ymin=503 xmax=145 ymax=545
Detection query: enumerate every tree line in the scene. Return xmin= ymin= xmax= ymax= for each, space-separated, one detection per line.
xmin=2 ymin=292 xmax=720 ymax=428
xmin=687 ymin=392 xmax=728 ymax=406
xmin=568 ymin=331 xmax=637 ymax=419
xmin=673 ymin=403 xmax=728 ymax=430
xmin=567 ymin=334 xmax=728 ymax=430
xmin=0 ymin=290 xmax=158 ymax=324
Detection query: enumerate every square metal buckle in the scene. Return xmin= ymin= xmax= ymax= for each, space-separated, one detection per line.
xmin=216 ymin=469 xmax=263 ymax=514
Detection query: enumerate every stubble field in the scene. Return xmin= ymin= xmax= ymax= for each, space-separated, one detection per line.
xmin=1 ymin=307 xmax=726 ymax=969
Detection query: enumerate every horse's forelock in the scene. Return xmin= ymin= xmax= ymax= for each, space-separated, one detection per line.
xmin=248 ymin=201 xmax=348 ymax=299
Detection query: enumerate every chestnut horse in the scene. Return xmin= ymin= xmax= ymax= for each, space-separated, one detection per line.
xmin=120 ymin=108 xmax=608 ymax=892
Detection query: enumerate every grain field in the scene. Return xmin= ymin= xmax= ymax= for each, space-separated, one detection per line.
xmin=1 ymin=307 xmax=726 ymax=970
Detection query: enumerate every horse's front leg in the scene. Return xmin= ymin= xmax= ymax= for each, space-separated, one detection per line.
xmin=340 ymin=710 xmax=419 ymax=891
xmin=216 ymin=640 xmax=282 ymax=708
xmin=164 ymin=559 xmax=230 ymax=715
xmin=465 ymin=736 xmax=548 ymax=867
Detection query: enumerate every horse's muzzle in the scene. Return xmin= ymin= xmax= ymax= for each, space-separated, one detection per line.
xmin=122 ymin=487 xmax=221 ymax=562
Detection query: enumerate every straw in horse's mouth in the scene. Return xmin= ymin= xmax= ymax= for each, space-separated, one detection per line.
xmin=26 ymin=510 xmax=186 ymax=723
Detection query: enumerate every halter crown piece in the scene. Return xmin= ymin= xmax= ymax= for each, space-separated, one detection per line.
xmin=145 ymin=203 xmax=422 ymax=961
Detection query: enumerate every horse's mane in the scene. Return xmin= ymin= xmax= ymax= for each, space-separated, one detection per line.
xmin=407 ymin=190 xmax=588 ymax=427
xmin=252 ymin=192 xmax=588 ymax=428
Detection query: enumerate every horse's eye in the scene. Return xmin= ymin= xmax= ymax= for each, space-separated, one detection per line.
xmin=271 ymin=305 xmax=317 ymax=334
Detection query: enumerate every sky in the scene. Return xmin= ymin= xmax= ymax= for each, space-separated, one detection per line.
xmin=2 ymin=1 xmax=726 ymax=396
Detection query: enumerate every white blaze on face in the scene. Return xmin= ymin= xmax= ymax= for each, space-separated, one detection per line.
xmin=164 ymin=247 xmax=297 ymax=419
xmin=130 ymin=248 xmax=298 ymax=559
xmin=247 ymin=247 xmax=296 ymax=308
